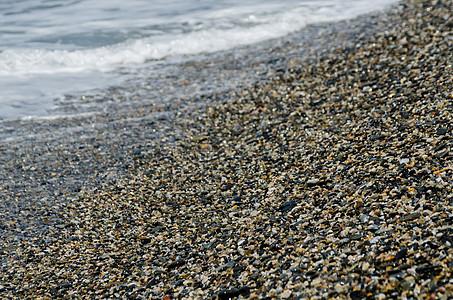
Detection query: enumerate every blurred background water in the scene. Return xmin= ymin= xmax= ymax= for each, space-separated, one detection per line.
xmin=0 ymin=0 xmax=397 ymax=120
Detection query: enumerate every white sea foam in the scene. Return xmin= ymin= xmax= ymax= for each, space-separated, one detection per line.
xmin=0 ymin=0 xmax=398 ymax=120
xmin=0 ymin=0 xmax=397 ymax=76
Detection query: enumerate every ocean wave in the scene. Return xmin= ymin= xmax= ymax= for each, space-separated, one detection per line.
xmin=0 ymin=0 xmax=397 ymax=76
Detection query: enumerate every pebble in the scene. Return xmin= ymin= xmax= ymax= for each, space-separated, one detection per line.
xmin=278 ymin=200 xmax=297 ymax=213
xmin=0 ymin=0 xmax=452 ymax=299
xmin=217 ymin=287 xmax=250 ymax=300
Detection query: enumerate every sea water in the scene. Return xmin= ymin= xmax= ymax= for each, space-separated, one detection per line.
xmin=0 ymin=0 xmax=398 ymax=120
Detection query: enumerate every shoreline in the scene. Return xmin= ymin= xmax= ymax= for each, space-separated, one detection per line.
xmin=0 ymin=4 xmax=396 ymax=240
xmin=1 ymin=0 xmax=452 ymax=298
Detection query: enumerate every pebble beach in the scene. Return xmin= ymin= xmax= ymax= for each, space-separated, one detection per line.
xmin=1 ymin=0 xmax=452 ymax=298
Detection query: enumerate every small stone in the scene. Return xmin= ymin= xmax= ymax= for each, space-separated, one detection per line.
xmin=349 ymin=233 xmax=362 ymax=240
xmin=370 ymin=236 xmax=381 ymax=244
xmin=139 ymin=237 xmax=151 ymax=245
xmin=359 ymin=214 xmax=370 ymax=223
xmin=362 ymin=262 xmax=370 ymax=272
xmin=367 ymin=225 xmax=380 ymax=232
xmin=115 ymin=282 xmax=137 ymax=291
xmin=395 ymin=248 xmax=408 ymax=260
xmin=401 ymin=280 xmax=413 ymax=291
xmin=306 ymin=179 xmax=320 ymax=186
xmin=436 ymin=128 xmax=448 ymax=135
xmin=370 ymin=135 xmax=385 ymax=141
xmin=400 ymin=213 xmax=421 ymax=222
xmin=400 ymin=158 xmax=410 ymax=164
xmin=57 ymin=282 xmax=72 ymax=289
xmin=335 ymin=283 xmax=346 ymax=293
xmin=280 ymin=290 xmax=292 ymax=299
xmin=278 ymin=200 xmax=296 ymax=213
xmin=166 ymin=259 xmax=186 ymax=270
xmin=132 ymin=149 xmax=143 ymax=155
xmin=218 ymin=286 xmax=250 ymax=300
xmin=268 ymin=289 xmax=278 ymax=297
xmin=232 ymin=196 xmax=242 ymax=203
xmin=216 ymin=261 xmax=236 ymax=272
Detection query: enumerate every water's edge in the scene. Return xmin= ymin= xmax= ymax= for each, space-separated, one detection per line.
xmin=0 ymin=5 xmax=401 ymax=243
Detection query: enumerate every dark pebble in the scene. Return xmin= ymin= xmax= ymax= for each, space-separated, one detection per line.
xmin=395 ymin=248 xmax=407 ymax=260
xmin=350 ymin=290 xmax=363 ymax=300
xmin=278 ymin=200 xmax=296 ymax=213
xmin=370 ymin=135 xmax=385 ymax=141
xmin=57 ymin=282 xmax=72 ymax=290
xmin=416 ymin=264 xmax=441 ymax=278
xmin=399 ymin=212 xmax=420 ymax=222
xmin=436 ymin=127 xmax=448 ymax=135
xmin=167 ymin=259 xmax=186 ymax=270
xmin=218 ymin=286 xmax=250 ymax=300
xmin=132 ymin=149 xmax=143 ymax=155
xmin=221 ymin=183 xmax=234 ymax=191
xmin=349 ymin=233 xmax=362 ymax=240
xmin=140 ymin=237 xmax=151 ymax=245
xmin=232 ymin=196 xmax=242 ymax=203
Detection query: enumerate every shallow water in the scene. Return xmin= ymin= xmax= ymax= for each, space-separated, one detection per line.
xmin=0 ymin=1 xmax=404 ymax=244
xmin=0 ymin=0 xmax=397 ymax=120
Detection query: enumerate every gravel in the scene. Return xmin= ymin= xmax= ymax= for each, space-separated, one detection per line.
xmin=0 ymin=0 xmax=452 ymax=299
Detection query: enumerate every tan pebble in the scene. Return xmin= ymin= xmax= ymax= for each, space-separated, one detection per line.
xmin=268 ymin=289 xmax=278 ymax=297
xmin=280 ymin=290 xmax=292 ymax=299
xmin=334 ymin=283 xmax=346 ymax=293
xmin=362 ymin=262 xmax=370 ymax=272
